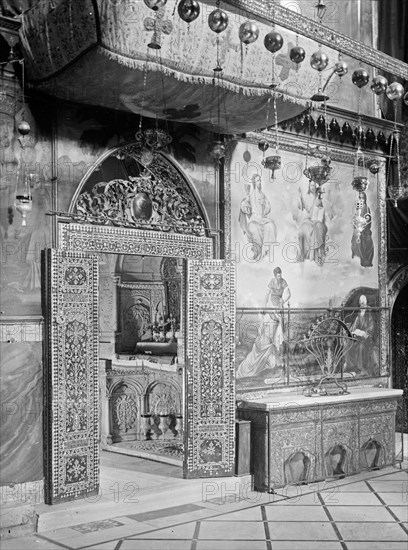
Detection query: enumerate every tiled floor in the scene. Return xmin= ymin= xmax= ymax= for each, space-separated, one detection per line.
xmin=2 ymin=456 xmax=407 ymax=550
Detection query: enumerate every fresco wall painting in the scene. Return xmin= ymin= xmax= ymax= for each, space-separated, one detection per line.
xmin=229 ymin=140 xmax=383 ymax=393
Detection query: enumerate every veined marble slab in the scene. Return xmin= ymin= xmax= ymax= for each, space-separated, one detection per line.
xmin=237 ymin=387 xmax=403 ymax=411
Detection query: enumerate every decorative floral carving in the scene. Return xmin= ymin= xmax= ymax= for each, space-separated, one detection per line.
xmin=113 ymin=394 xmax=138 ymax=432
xmin=200 ymin=273 xmax=223 ymax=291
xmin=199 ymin=439 xmax=223 ymax=463
xmin=239 ymin=394 xmax=399 ymax=491
xmin=44 ymin=250 xmax=99 ymax=503
xmin=64 ymin=266 xmax=87 ymax=286
xmin=65 ymin=456 xmax=88 ymax=484
xmin=74 ymin=156 xmax=205 ymax=236
xmin=186 ymin=261 xmax=235 ymax=477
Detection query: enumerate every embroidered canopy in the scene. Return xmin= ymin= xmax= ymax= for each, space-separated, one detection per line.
xmin=18 ymin=0 xmax=313 ymax=134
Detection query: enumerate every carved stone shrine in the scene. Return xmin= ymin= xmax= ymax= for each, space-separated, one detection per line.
xmin=237 ymin=387 xmax=402 ymax=492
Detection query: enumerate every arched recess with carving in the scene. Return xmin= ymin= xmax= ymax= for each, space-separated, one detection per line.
xmin=68 ymin=144 xmax=214 ymax=244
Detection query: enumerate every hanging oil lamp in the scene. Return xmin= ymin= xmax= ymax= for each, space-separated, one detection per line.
xmin=15 ymin=171 xmax=33 ymax=227
xmin=261 ymin=92 xmax=281 ymax=179
xmin=15 ymin=59 xmax=33 ymax=226
xmin=303 ymin=99 xmax=332 ymax=191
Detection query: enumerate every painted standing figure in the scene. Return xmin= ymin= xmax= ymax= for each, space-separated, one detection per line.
xmin=236 ymin=267 xmax=290 ymax=380
xmin=297 ymin=182 xmax=330 ymax=265
xmin=351 ymin=191 xmax=374 ymax=268
xmin=345 ymin=294 xmax=378 ymax=376
xmin=239 ymin=174 xmax=277 ymax=261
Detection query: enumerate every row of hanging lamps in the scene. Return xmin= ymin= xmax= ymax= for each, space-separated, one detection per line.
xmin=150 ymin=0 xmax=405 ymax=110
xmin=1 ymin=36 xmax=35 ymax=227
xmin=349 ymin=65 xmax=406 ymax=208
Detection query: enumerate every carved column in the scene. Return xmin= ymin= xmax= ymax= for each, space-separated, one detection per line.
xmin=99 ymin=273 xmax=119 ymax=355
xmin=100 ymin=360 xmax=112 ymax=446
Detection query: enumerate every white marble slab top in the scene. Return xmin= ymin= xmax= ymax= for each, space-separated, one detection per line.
xmin=237 ymin=387 xmax=403 ymax=411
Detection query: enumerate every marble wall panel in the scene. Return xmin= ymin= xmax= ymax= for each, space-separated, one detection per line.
xmin=0 ymin=342 xmax=43 ymax=485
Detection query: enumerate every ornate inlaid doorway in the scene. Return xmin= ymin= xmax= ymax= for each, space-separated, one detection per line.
xmin=43 ymin=150 xmax=236 ymax=504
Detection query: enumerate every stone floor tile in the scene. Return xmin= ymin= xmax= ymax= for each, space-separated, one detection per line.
xmin=42 ymin=517 xmax=152 ymax=549
xmin=196 ymin=541 xmax=267 ymax=550
xmin=126 ymin=503 xmax=204 ymax=522
xmin=368 ymin=480 xmax=407 ymax=492
xmin=346 ymin=542 xmax=408 ymax=550
xmin=198 ymin=520 xmax=266 ymax=540
xmin=323 ymin=481 xmax=372 ymax=493
xmin=389 ymin=505 xmax=408 ymax=522
xmin=208 ymin=506 xmax=264 ymax=521
xmin=128 ymin=522 xmax=197 ymax=539
xmin=272 ymin=542 xmax=343 ymax=550
xmin=327 ymin=504 xmax=395 ymax=522
xmin=374 ymin=470 xmax=408 ymax=481
xmin=121 ymin=540 xmax=192 ymax=549
xmin=264 ymin=504 xmax=329 ymax=522
xmin=336 ymin=521 xmax=406 ymax=541
xmin=270 ymin=492 xmax=321 ymax=506
xmin=140 ymin=508 xmax=219 ymax=529
xmin=82 ymin=542 xmax=119 ymax=549
xmin=267 ymin=521 xmax=338 ymax=541
xmin=319 ymin=491 xmax=381 ymax=506
xmin=376 ymin=492 xmax=407 ymax=506
xmin=0 ymin=536 xmax=63 ymax=549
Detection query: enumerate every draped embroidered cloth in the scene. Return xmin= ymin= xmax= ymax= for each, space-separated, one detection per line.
xmin=18 ymin=0 xmax=317 ymax=133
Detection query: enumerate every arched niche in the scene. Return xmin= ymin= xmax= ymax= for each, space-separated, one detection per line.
xmin=283 ymin=450 xmax=314 ymax=485
xmin=360 ymin=438 xmax=384 ymax=470
xmin=324 ymin=444 xmax=349 ymax=478
xmin=67 ymin=145 xmax=213 ymax=242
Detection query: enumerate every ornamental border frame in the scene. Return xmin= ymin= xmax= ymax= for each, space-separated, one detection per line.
xmin=224 ymin=134 xmax=389 ymax=377
xmin=57 ymin=221 xmax=214 ymax=261
xmin=225 ymin=0 xmax=408 ymax=80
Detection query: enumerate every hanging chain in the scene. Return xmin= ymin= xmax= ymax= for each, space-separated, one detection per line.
xmin=386 ymin=132 xmax=393 ymax=184
xmin=393 ymin=102 xmax=401 ymax=186
xmin=20 ymin=59 xmax=25 ymax=119
xmin=396 ymin=132 xmax=401 ymax=184
xmin=305 ymin=104 xmax=311 ymax=170
xmin=220 ymin=70 xmax=229 ymax=136
xmin=273 ymin=92 xmax=279 ymax=154
xmin=159 ymin=49 xmax=171 ymax=137
xmin=323 ymin=97 xmax=329 ymax=158
xmin=154 ymin=50 xmax=159 ymax=130
xmin=138 ymin=57 xmax=149 ymax=134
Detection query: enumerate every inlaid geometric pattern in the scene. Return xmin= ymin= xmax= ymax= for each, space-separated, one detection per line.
xmin=185 ymin=261 xmax=236 ymax=478
xmin=44 ymin=249 xmax=99 ymax=504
